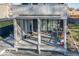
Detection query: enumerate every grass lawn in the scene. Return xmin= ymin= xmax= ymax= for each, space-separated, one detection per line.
xmin=0 ymin=21 xmax=13 ymax=41
xmin=69 ymin=24 xmax=79 ymax=42
xmin=0 ymin=36 xmax=3 ymax=41
xmin=69 ymin=24 xmax=79 ymax=29
xmin=0 ymin=21 xmax=13 ymax=28
xmin=71 ymin=31 xmax=79 ymax=41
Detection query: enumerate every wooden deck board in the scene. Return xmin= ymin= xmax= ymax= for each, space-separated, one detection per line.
xmin=15 ymin=33 xmax=65 ymax=52
xmin=16 ymin=39 xmax=65 ymax=52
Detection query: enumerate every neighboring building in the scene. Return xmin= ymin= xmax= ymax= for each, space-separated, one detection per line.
xmin=0 ymin=4 xmax=13 ymax=21
xmin=68 ymin=9 xmax=79 ymax=19
xmin=68 ymin=8 xmax=79 ymax=24
xmin=0 ymin=4 xmax=13 ymax=39
xmin=12 ymin=3 xmax=68 ymax=55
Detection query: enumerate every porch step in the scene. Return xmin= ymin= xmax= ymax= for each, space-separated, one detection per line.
xmin=16 ymin=45 xmax=65 ymax=52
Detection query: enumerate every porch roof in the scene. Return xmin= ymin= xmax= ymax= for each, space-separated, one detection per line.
xmin=12 ymin=3 xmax=67 ymax=18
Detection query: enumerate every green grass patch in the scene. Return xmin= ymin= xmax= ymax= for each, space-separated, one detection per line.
xmin=69 ymin=24 xmax=79 ymax=42
xmin=71 ymin=31 xmax=79 ymax=42
xmin=69 ymin=24 xmax=79 ymax=29
xmin=0 ymin=21 xmax=13 ymax=28
xmin=0 ymin=36 xmax=3 ymax=41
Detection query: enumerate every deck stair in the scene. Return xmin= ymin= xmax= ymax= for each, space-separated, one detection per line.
xmin=67 ymin=29 xmax=79 ymax=53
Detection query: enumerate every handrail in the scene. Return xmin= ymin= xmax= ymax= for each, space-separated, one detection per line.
xmin=68 ymin=28 xmax=79 ymax=52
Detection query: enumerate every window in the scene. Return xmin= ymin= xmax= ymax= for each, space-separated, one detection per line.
xmin=42 ymin=20 xmax=47 ymax=32
xmin=21 ymin=3 xmax=29 ymax=5
xmin=41 ymin=19 xmax=63 ymax=32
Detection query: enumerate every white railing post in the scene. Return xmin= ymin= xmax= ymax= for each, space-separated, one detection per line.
xmin=13 ymin=18 xmax=18 ymax=52
xmin=37 ymin=18 xmax=41 ymax=55
xmin=64 ymin=19 xmax=67 ymax=55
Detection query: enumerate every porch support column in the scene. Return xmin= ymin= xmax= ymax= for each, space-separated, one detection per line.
xmin=25 ymin=20 xmax=27 ymax=34
xmin=37 ymin=18 xmax=41 ymax=55
xmin=31 ymin=20 xmax=33 ymax=32
xmin=64 ymin=19 xmax=67 ymax=55
xmin=13 ymin=18 xmax=18 ymax=51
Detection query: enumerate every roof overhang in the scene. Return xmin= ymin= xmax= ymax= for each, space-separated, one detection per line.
xmin=15 ymin=15 xmax=67 ymax=20
xmin=0 ymin=17 xmax=14 ymax=22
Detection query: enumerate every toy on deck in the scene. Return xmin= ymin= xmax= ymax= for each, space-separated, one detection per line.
xmin=47 ymin=30 xmax=65 ymax=48
xmin=47 ymin=31 xmax=54 ymax=45
xmin=59 ymin=32 xmax=64 ymax=46
xmin=47 ymin=31 xmax=60 ymax=46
